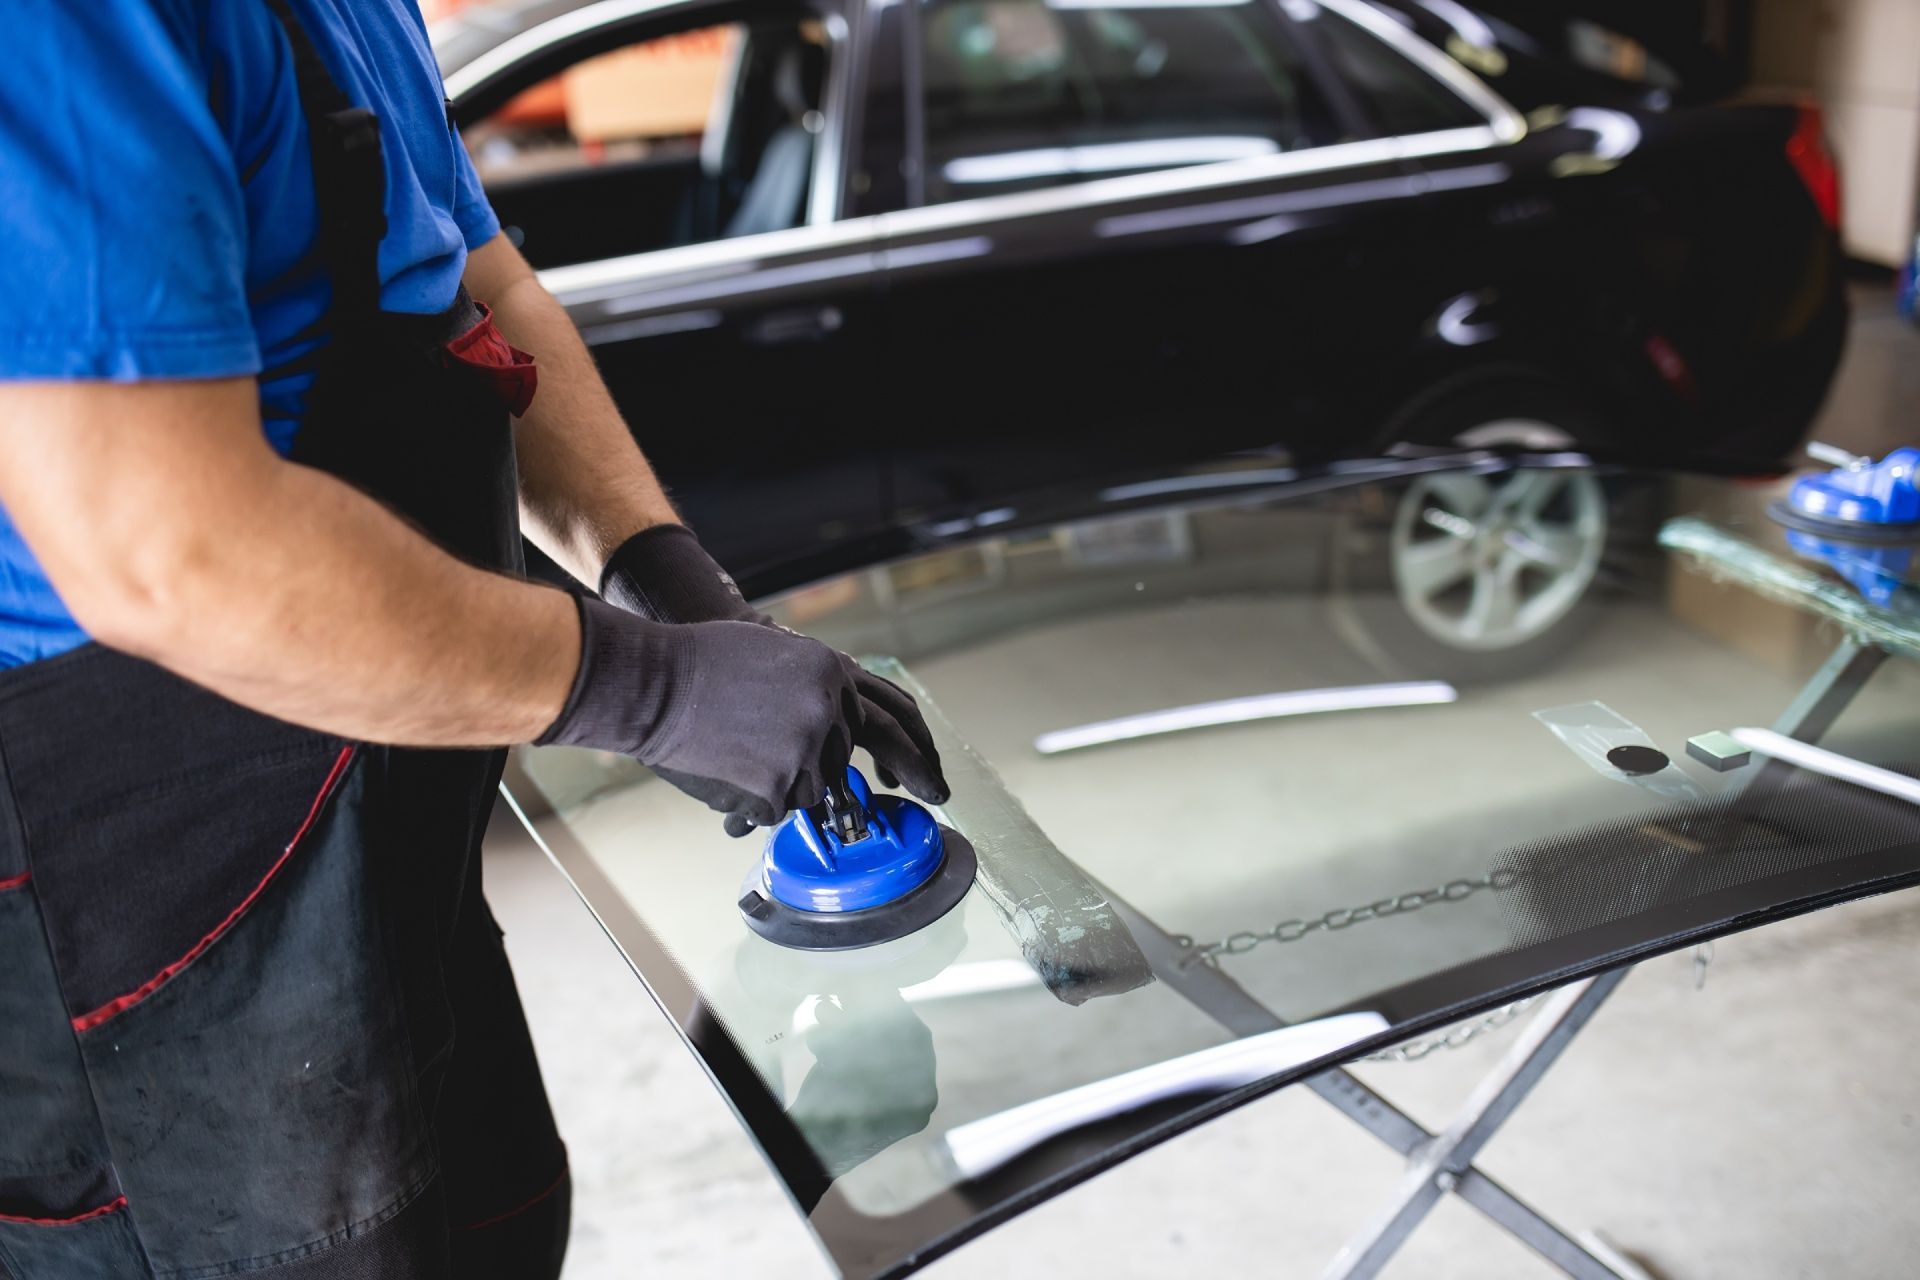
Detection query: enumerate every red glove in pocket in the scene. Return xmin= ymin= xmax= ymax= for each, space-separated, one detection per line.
xmin=443 ymin=303 xmax=538 ymax=417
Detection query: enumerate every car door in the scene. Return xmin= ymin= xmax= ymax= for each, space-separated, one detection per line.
xmin=445 ymin=0 xmax=891 ymax=592
xmin=856 ymin=0 xmax=1525 ymax=532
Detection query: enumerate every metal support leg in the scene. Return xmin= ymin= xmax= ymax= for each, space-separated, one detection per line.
xmin=1721 ymin=637 xmax=1887 ymax=834
xmin=1321 ymin=969 xmax=1632 ymax=1280
xmin=1769 ymin=637 xmax=1888 ymax=742
xmin=1304 ymin=1072 xmax=1637 ymax=1280
xmin=1107 ymin=891 xmax=1638 ymax=1278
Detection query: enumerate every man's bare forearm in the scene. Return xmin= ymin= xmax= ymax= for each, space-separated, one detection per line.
xmin=0 ymin=378 xmax=579 ymax=747
xmin=465 ymin=234 xmax=679 ymax=587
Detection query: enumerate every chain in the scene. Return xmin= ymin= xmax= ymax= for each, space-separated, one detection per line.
xmin=1360 ymin=937 xmax=1712 ymax=1063
xmin=1172 ymin=867 xmax=1524 ymax=968
xmin=1170 ymin=867 xmax=1532 ymax=1060
xmin=1361 ymin=997 xmax=1539 ymax=1062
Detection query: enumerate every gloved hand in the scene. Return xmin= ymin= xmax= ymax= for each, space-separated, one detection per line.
xmin=600 ymin=521 xmax=768 ymax=627
xmin=599 ymin=523 xmax=948 ymax=806
xmin=537 ymin=597 xmax=852 ymax=834
xmin=537 ymin=597 xmax=942 ymax=836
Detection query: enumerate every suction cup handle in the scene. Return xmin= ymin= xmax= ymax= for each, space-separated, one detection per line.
xmin=1806 ymin=441 xmax=1867 ymax=470
xmin=809 ymin=777 xmax=872 ymax=845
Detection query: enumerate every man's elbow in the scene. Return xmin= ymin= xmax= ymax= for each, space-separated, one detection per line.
xmin=464 ymin=233 xmax=539 ymax=307
xmin=0 ymin=377 xmax=285 ymax=662
xmin=58 ymin=528 xmax=228 ymax=662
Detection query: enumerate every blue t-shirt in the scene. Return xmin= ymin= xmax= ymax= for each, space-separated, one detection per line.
xmin=0 ymin=0 xmax=500 ymax=666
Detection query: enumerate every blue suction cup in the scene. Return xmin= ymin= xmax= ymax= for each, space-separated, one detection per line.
xmin=738 ymin=767 xmax=976 ymax=951
xmin=1772 ymin=446 xmax=1920 ymax=543
xmin=1770 ymin=446 xmax=1920 ymax=606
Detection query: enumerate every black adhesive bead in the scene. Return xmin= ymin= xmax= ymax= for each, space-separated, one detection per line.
xmin=1607 ymin=744 xmax=1670 ymax=776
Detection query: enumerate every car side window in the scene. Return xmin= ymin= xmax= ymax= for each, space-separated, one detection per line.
xmin=463 ymin=21 xmax=831 ymax=269
xmin=916 ymin=0 xmax=1345 ymax=205
xmin=1309 ymin=11 xmax=1488 ymax=136
xmin=464 ymin=28 xmax=737 ymax=189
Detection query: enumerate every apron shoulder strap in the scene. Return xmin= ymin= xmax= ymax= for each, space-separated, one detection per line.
xmin=260 ymin=0 xmax=386 ymax=326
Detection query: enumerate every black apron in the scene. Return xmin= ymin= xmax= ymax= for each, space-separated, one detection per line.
xmin=0 ymin=5 xmax=566 ymax=1277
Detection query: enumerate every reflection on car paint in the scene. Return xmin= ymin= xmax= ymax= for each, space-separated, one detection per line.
xmin=1091 ymin=162 xmax=1507 ymax=238
xmin=941 ymin=135 xmax=1280 ymax=185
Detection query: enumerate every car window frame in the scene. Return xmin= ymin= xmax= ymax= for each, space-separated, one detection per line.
xmin=859 ymin=0 xmax=1523 ymax=221
xmin=892 ymin=0 xmax=1374 ymax=209
xmin=1301 ymin=0 xmax=1523 ymax=138
xmin=445 ymin=0 xmax=862 ymax=235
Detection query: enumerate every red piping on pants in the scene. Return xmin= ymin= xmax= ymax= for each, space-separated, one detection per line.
xmin=0 ymin=1194 xmax=128 ymax=1226
xmin=70 ymin=747 xmax=357 ymax=1034
xmin=453 ymin=1166 xmax=568 ymax=1233
xmin=0 ymin=870 xmax=29 ymax=893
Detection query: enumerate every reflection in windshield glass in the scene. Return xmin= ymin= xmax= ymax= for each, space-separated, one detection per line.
xmin=940 ymin=1010 xmax=1385 ymax=1178
xmin=514 ymin=462 xmax=1920 ymax=1279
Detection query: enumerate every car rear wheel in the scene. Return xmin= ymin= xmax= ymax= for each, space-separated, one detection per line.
xmin=1390 ymin=468 xmax=1608 ymax=654
xmin=1332 ymin=381 xmax=1619 ymax=682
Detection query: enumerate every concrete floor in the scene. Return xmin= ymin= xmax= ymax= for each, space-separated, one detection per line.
xmin=484 ymin=281 xmax=1920 ymax=1279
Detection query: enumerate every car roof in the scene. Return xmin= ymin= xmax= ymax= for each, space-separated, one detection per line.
xmin=430 ymin=0 xmax=599 ymax=77
xmin=430 ymin=0 xmax=809 ymax=79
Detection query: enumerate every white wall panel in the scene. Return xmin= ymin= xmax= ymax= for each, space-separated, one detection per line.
xmin=1751 ymin=0 xmax=1920 ymax=265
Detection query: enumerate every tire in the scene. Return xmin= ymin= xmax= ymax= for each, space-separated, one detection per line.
xmin=1330 ymin=379 xmax=1622 ymax=684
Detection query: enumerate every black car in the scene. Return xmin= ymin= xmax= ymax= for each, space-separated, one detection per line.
xmin=1368 ymin=0 xmax=1745 ymax=112
xmin=435 ymin=0 xmax=1847 ymax=602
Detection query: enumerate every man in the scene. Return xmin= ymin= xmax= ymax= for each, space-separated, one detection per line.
xmin=0 ymin=3 xmax=945 ymax=1277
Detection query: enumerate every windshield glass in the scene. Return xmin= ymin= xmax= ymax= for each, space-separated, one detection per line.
xmin=510 ymin=460 xmax=1920 ymax=1279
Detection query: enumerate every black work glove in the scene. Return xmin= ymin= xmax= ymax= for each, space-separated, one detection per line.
xmin=599 ymin=524 xmax=949 ymax=807
xmin=600 ymin=522 xmax=768 ymax=627
xmin=538 ymin=598 xmax=856 ymax=835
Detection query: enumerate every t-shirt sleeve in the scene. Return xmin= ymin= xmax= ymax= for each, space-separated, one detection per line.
xmin=450 ymin=133 xmax=502 ymax=252
xmin=0 ymin=2 xmax=260 ymax=382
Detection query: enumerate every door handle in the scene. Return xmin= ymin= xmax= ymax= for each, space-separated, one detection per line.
xmin=744 ymin=305 xmax=844 ymax=345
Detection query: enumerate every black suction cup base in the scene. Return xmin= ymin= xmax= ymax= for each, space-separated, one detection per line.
xmin=738 ymin=827 xmax=978 ymax=951
xmin=1767 ymin=499 xmax=1920 ymax=546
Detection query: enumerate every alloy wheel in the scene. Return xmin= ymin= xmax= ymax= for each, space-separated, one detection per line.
xmin=1389 ymin=469 xmax=1608 ymax=652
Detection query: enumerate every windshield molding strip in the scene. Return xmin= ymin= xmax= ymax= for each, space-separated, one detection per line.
xmin=1034 ymin=682 xmax=1459 ymax=754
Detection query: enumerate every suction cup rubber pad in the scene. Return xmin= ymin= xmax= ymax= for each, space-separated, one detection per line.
xmin=1768 ymin=499 xmax=1920 ymax=545
xmin=739 ymin=827 xmax=977 ymax=951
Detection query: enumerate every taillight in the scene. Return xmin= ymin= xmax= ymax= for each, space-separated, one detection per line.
xmin=1786 ymin=103 xmax=1841 ymax=232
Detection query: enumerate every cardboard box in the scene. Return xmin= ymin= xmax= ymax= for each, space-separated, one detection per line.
xmin=563 ymin=27 xmax=736 ymax=142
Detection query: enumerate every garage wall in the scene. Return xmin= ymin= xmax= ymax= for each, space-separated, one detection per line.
xmin=1750 ymin=0 xmax=1920 ymax=266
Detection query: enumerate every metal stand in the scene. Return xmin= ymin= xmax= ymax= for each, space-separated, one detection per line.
xmin=1318 ymin=972 xmax=1632 ymax=1280
xmin=1114 ymin=901 xmax=1643 ymax=1280
xmin=1113 ymin=625 xmax=1896 ymax=1280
